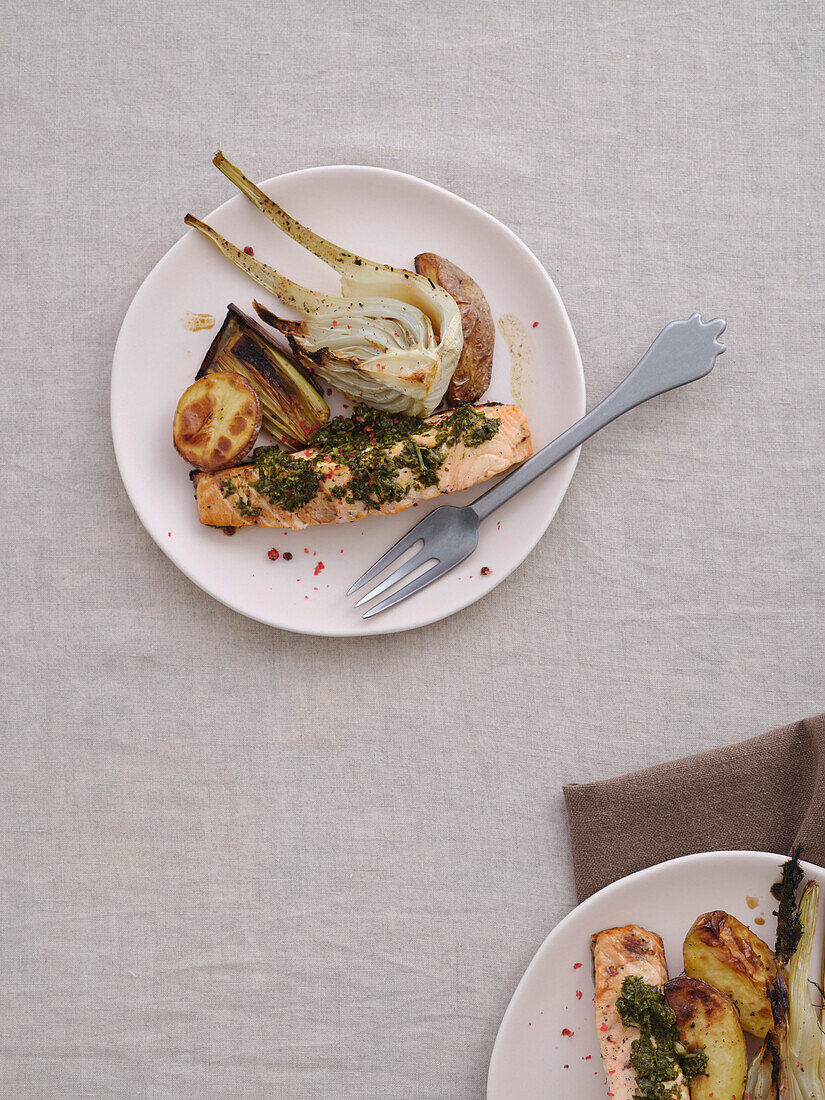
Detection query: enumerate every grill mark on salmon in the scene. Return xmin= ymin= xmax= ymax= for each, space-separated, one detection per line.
xmin=193 ymin=404 xmax=531 ymax=530
xmin=591 ymin=925 xmax=689 ymax=1100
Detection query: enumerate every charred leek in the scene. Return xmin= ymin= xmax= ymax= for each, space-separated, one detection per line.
xmin=184 ymin=152 xmax=463 ymax=417
xmin=197 ymin=304 xmax=328 ymax=447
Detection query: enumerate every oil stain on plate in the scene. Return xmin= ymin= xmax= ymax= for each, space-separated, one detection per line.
xmin=182 ymin=311 xmax=215 ymax=331
xmin=497 ymin=314 xmax=536 ymax=413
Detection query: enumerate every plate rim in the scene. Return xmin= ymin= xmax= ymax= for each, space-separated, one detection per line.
xmin=487 ymin=848 xmax=825 ymax=1097
xmin=111 ymin=163 xmax=586 ymax=636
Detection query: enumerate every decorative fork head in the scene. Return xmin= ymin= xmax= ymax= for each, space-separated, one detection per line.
xmin=645 ymin=313 xmax=726 ymax=382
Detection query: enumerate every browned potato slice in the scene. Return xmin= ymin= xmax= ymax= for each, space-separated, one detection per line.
xmin=414 ymin=253 xmax=494 ymax=404
xmin=173 ymin=371 xmax=262 ymax=471
xmin=683 ymin=912 xmax=777 ymax=1038
xmin=664 ymin=976 xmax=747 ymax=1100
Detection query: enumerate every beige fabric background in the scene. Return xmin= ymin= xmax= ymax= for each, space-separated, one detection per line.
xmin=2 ymin=0 xmax=823 ymax=1096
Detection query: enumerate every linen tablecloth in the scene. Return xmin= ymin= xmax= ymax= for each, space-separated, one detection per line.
xmin=2 ymin=1 xmax=823 ymax=1095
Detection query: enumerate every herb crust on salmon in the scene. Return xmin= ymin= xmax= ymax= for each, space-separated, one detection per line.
xmin=193 ymin=402 xmax=531 ymax=530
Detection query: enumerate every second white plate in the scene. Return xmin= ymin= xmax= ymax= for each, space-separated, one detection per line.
xmin=488 ymin=850 xmax=825 ymax=1098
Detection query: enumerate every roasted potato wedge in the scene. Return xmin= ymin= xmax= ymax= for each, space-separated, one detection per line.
xmin=683 ymin=911 xmax=777 ymax=1038
xmin=173 ymin=370 xmax=262 ymax=471
xmin=664 ymin=976 xmax=747 ymax=1100
xmin=414 ymin=252 xmax=494 ymax=404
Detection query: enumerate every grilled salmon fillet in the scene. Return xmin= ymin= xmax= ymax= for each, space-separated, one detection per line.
xmin=193 ymin=404 xmax=531 ymax=529
xmin=591 ymin=925 xmax=689 ymax=1100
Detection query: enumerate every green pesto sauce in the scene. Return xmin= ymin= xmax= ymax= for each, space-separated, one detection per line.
xmin=218 ymin=478 xmax=261 ymax=519
xmin=249 ymin=449 xmax=321 ymax=513
xmin=221 ymin=403 xmax=502 ymax=514
xmin=616 ymin=977 xmax=708 ymax=1100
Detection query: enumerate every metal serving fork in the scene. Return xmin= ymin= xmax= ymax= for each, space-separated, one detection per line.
xmin=347 ymin=313 xmax=726 ymax=618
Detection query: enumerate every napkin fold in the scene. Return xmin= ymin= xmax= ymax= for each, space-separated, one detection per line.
xmin=563 ymin=713 xmax=825 ymax=902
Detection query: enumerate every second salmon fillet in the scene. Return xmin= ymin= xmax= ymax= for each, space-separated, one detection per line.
xmin=591 ymin=925 xmax=689 ymax=1100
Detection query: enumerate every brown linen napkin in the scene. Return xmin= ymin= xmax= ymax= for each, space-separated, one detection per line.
xmin=563 ymin=713 xmax=825 ymax=902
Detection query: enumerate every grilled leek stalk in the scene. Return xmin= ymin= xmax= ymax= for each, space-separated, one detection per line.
xmin=197 ymin=304 xmax=328 ymax=447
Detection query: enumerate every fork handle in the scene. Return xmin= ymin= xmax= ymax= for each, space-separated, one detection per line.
xmin=469 ymin=314 xmax=725 ymax=522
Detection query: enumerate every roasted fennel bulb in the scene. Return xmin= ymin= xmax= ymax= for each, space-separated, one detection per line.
xmin=746 ymin=855 xmax=825 ymax=1100
xmin=184 ymin=152 xmax=463 ymax=417
xmin=786 ymin=882 xmax=825 ymax=1097
xmin=745 ymin=1033 xmax=781 ymax=1100
xmin=197 ymin=304 xmax=329 ymax=447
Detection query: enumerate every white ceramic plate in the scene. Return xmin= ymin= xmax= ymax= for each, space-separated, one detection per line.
xmin=111 ymin=166 xmax=585 ymax=635
xmin=487 ymin=850 xmax=825 ymax=1098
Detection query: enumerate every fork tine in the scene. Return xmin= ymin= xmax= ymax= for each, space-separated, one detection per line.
xmin=353 ymin=547 xmax=435 ymax=608
xmin=346 ymin=515 xmax=430 ymax=596
xmin=361 ymin=557 xmax=456 ymax=619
